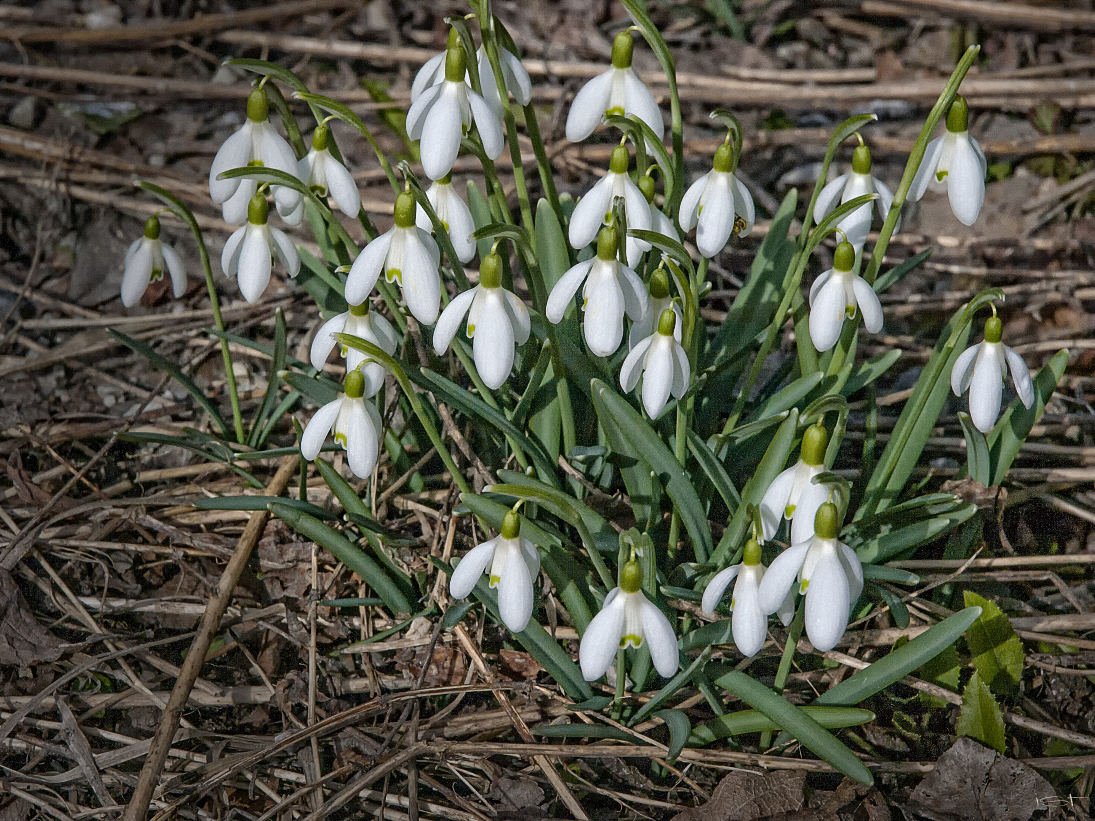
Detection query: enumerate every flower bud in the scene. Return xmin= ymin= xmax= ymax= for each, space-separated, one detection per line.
xmin=638 ymin=174 xmax=656 ymax=204
xmin=648 ymin=267 xmax=670 ymax=300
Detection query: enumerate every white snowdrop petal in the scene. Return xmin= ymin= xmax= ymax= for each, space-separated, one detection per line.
xmin=951 ymin=344 xmax=980 ymax=397
xmin=731 ymin=576 xmax=767 ymax=658
xmin=838 ymin=542 xmax=864 ymax=610
xmin=259 ymin=126 xmax=301 ymax=177
xmin=641 ymin=340 xmax=675 ymax=418
xmin=812 ymin=174 xmax=849 ymax=225
xmin=444 ymin=190 xmax=478 ymax=263
xmin=809 ymin=268 xmax=833 ymax=305
xmin=449 ymin=541 xmax=497 ymax=599
xmin=618 ymin=263 xmax=649 ymax=323
xmin=758 ymin=465 xmax=797 ymax=542
xmin=969 ymin=348 xmax=1004 ymax=433
xmin=622 ymin=180 xmax=652 ymax=235
xmin=209 ymin=124 xmax=253 ymax=203
xmin=343 ymin=399 xmax=380 ymax=478
xmin=121 ymin=241 xmax=153 ymax=307
xmin=875 ymin=178 xmax=896 ymax=224
xmin=300 ymin=399 xmax=342 ymax=460
xmin=501 ymin=48 xmax=532 ymax=105
xmin=406 ymin=82 xmax=444 ymax=139
xmin=700 ymin=565 xmax=739 ymax=616
xmin=324 ymin=156 xmax=361 ymax=216
xmin=838 ymin=173 xmax=873 ymax=249
xmin=568 ymin=176 xmax=614 ymax=250
xmin=400 ymin=235 xmax=442 ymax=325
xmin=345 ymin=233 xmax=393 ymax=305
xmin=420 ymin=88 xmax=465 ymax=181
xmin=497 ymin=546 xmax=534 ymax=633
xmin=309 ymin=313 xmax=346 ymax=370
xmin=678 ymin=174 xmax=708 ymax=231
xmin=566 ymin=69 xmax=615 ymax=142
xmin=582 ymin=271 xmax=626 ymax=357
xmin=621 ymin=69 xmax=664 ymax=140
xmin=908 ymin=136 xmax=944 ymax=202
xmin=851 ymin=276 xmax=884 ymax=333
xmin=545 ymin=260 xmax=593 ymax=323
xmin=970 ymin=134 xmax=988 ymax=178
xmin=620 ymin=336 xmax=653 ymax=393
xmin=161 ymin=243 xmax=187 ymax=298
xmin=468 ymin=90 xmax=505 ymax=160
xmin=473 ymin=293 xmax=516 ymax=390
xmin=433 ymin=287 xmax=477 ymax=356
xmin=220 ymin=226 xmax=246 ymax=278
xmin=804 ymin=550 xmax=850 ymax=652
xmin=696 ymin=176 xmax=734 ymax=259
xmin=237 ymin=228 xmax=272 ymax=303
xmin=809 ymin=275 xmax=847 ymax=353
xmin=948 ymin=135 xmax=986 ymax=226
xmin=411 ymin=52 xmax=446 ymax=102
xmin=579 ymin=594 xmax=626 ymax=681
xmin=1004 ymin=346 xmax=1035 ymax=409
xmin=788 ymin=480 xmax=829 ymax=546
xmin=639 ymin=598 xmax=679 ymax=678
xmin=671 ymin=343 xmax=690 ymax=398
xmin=269 ymin=226 xmax=300 ymax=278
xmin=503 ymin=291 xmax=531 ymax=346
xmin=732 ymin=175 xmax=756 ymax=238
xmin=757 ymin=542 xmax=810 ymax=615
xmin=221 ymin=179 xmax=256 ymax=225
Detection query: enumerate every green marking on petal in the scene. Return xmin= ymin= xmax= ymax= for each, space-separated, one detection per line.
xmin=936 ymin=170 xmax=948 ymax=183
xmin=334 ymin=432 xmax=348 ymax=448
xmin=845 ymin=305 xmax=856 ymax=320
xmin=800 ymin=579 xmax=809 ymax=593
xmin=386 ymin=267 xmax=402 ymax=284
xmin=150 ymin=267 xmax=164 ymax=282
xmin=605 ymin=105 xmax=625 ymax=117
xmin=620 ymin=633 xmax=644 ymax=649
xmin=785 ymin=504 xmax=796 ymax=518
xmin=489 ymin=574 xmax=500 ymax=588
xmin=467 ymin=323 xmax=476 ymax=337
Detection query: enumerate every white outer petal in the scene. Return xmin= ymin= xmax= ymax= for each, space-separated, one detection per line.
xmin=812 ymin=174 xmax=849 ymax=225
xmin=838 ymin=542 xmax=864 ymax=611
xmin=700 ymin=564 xmax=739 ymax=616
xmin=411 ymin=52 xmax=446 ymax=102
xmin=638 ymin=596 xmax=679 ymax=677
xmin=804 ymin=548 xmax=850 ymax=652
xmin=641 ymin=337 xmax=675 ymax=418
xmin=406 ymin=82 xmax=444 ymax=139
xmin=121 ymin=240 xmax=153 ymax=307
xmin=569 ymin=175 xmax=614 ymax=250
xmin=342 ymin=398 xmax=380 ymax=479
xmin=545 ymin=259 xmax=592 ymax=323
xmin=851 ymin=275 xmax=883 ymax=333
xmin=732 ymin=175 xmax=756 ymax=238
xmin=497 ymin=544 xmax=535 ymax=632
xmin=221 ymin=178 xmax=256 ymax=225
xmin=579 ymin=591 xmax=626 ymax=680
xmin=1004 ymin=346 xmax=1035 ymax=409
xmin=788 ymin=480 xmax=829 ymax=546
xmin=220 ymin=225 xmax=247 ymax=278
xmin=345 ymin=232 xmax=393 ymax=305
xmin=300 ymin=398 xmax=342 ymax=460
xmin=620 ymin=335 xmax=653 ymax=393
xmin=809 ymin=273 xmax=847 ymax=352
xmin=310 ymin=312 xmax=347 ymax=370
xmin=969 ymin=345 xmax=1004 ymax=433
xmin=759 ymin=465 xmax=797 ymax=542
xmin=678 ymin=173 xmax=709 ymax=231
xmin=468 ymin=90 xmax=505 ymax=160
xmin=268 ymin=226 xmax=300 ymax=277
xmin=566 ymin=69 xmax=614 ymax=142
xmin=695 ymin=174 xmax=734 ymax=259
xmin=501 ymin=48 xmax=532 ymax=105
xmin=420 ymin=85 xmax=464 ymax=181
xmin=731 ymin=569 xmax=767 ymax=658
xmin=757 ymin=542 xmax=810 ymax=615
xmin=582 ymin=264 xmax=625 ymax=357
xmin=209 ymin=123 xmax=252 ymax=203
xmin=161 ymin=244 xmax=187 ymax=298
xmin=237 ymin=227 xmax=272 ymax=303
xmin=947 ymin=133 xmax=986 ymax=226
xmin=449 ymin=540 xmax=497 ymax=600
xmin=838 ymin=172 xmax=873 ymax=249
xmin=324 ymin=155 xmax=361 ymax=216
xmin=908 ymin=135 xmax=944 ymax=202
xmin=400 ymin=230 xmax=442 ymax=324
xmin=473 ymin=290 xmax=516 ymax=390
xmin=951 ymin=343 xmax=980 ymax=397
xmin=433 ymin=287 xmax=478 ymax=355
xmin=503 ymin=291 xmax=531 ymax=346
xmin=621 ymin=69 xmax=664 ymax=140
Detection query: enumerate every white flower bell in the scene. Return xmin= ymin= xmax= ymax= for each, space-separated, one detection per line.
xmin=299 ymin=368 xmax=384 ymax=479
xmin=759 ymin=423 xmax=830 ymax=545
xmin=209 ymin=87 xmax=303 ymax=226
xmin=345 ymin=192 xmax=442 ymax=325
xmin=410 ymin=33 xmax=532 ymax=120
xmin=415 ymin=175 xmax=477 ymax=264
xmin=620 ymin=308 xmax=690 ymax=419
xmin=579 ymin=558 xmax=678 ymax=681
xmin=813 ymin=143 xmax=896 ymax=250
xmin=448 ymin=509 xmax=540 ymax=633
xmin=406 ymin=43 xmax=504 ymax=181
xmin=433 ymin=252 xmax=531 ymax=390
xmin=569 ymin=144 xmax=651 ymax=266
xmin=757 ymin=502 xmax=864 ymax=653
xmin=951 ymin=313 xmax=1034 ymax=433
xmin=809 ymin=240 xmax=883 ymax=353
xmin=546 ymin=226 xmax=648 ymax=357
xmin=221 ymin=194 xmax=300 ymax=304
xmin=309 ymin=301 xmax=398 ymax=396
xmin=628 ymin=268 xmax=680 ymax=348
xmin=298 ymin=125 xmax=360 ymax=217
xmin=701 ymin=538 xmax=795 ymax=657
xmin=909 ymin=95 xmax=986 ymax=226
xmin=566 ymin=31 xmax=664 ymax=143
xmin=679 ymin=142 xmax=755 ymax=258
xmin=121 ymin=216 xmax=187 ymax=307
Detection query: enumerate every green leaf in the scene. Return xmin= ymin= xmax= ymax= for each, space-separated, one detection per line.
xmin=691 ymin=707 xmax=874 ymax=744
xmin=281 ymin=370 xmax=341 ymax=407
xmin=226 ymin=58 xmax=307 ymax=92
xmin=193 ymin=496 xmax=333 ymax=518
xmin=534 ymin=197 xmax=572 ymax=293
xmin=714 ymin=670 xmax=873 ymax=785
xmin=467 ymin=180 xmax=496 ymax=262
xmin=874 ymin=584 xmax=910 ymax=629
xmin=271 ymin=502 xmax=413 ymax=616
xmin=591 ymin=380 xmax=713 ymax=561
xmin=987 ymin=348 xmax=1068 ymax=486
xmin=686 ymin=430 xmax=741 ymax=513
xmin=654 ymin=709 xmax=691 ymax=761
xmin=958 ymin=413 xmax=991 ymax=486
xmin=494 ymin=471 xmax=618 ymax=559
xmin=532 ymin=724 xmax=638 ymax=742
xmin=956 ymin=670 xmax=1006 ymax=754
xmin=963 ymin=591 xmax=1024 ymax=695
xmin=109 ymin=329 xmax=229 ymax=439
xmin=842 ymin=348 xmax=902 ymax=397
xmin=817 ymin=606 xmax=983 ymax=707
xmin=248 ymin=308 xmax=287 ymax=448
xmin=873 ymin=248 xmax=931 ymax=294
xmin=745 ymin=372 xmax=823 ymax=423
xmin=296 ymin=248 xmax=349 ymax=314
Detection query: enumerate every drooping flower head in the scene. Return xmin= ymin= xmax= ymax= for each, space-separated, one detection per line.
xmin=406 ymin=40 xmax=504 ymax=181
xmin=951 ymin=312 xmax=1034 ymax=433
xmin=569 ymin=144 xmax=651 ymax=266
xmin=433 ymin=251 xmax=531 ymax=389
xmin=448 ymin=508 xmax=540 ymax=633
xmin=546 ymin=225 xmax=648 ymax=357
xmin=757 ymin=502 xmax=864 ymax=653
xmin=298 ymin=124 xmax=360 ymax=218
xmin=701 ymin=538 xmax=795 ymax=657
xmin=121 ymin=215 xmax=187 ymax=307
xmin=209 ymin=87 xmax=303 ymax=226
xmin=579 ymin=557 xmax=678 ymax=681
xmin=221 ymin=194 xmax=300 ymax=304
xmin=620 ymin=308 xmax=690 ymax=419
xmin=310 ymin=300 xmax=398 ymax=396
xmin=566 ymin=30 xmax=664 ymax=143
xmin=410 ymin=31 xmax=532 ymax=121
xmin=628 ymin=267 xmax=680 ymax=348
xmin=299 ymin=368 xmax=384 ymax=479
xmin=679 ymin=141 xmax=755 ymax=258
xmin=908 ymin=95 xmax=987 ymax=226
xmin=415 ymin=174 xmax=477 ymax=264
xmin=759 ymin=422 xmax=829 ymax=545
xmin=813 ymin=142 xmax=896 ymax=250
xmin=345 ymin=191 xmax=442 ymax=325
xmin=808 ymin=239 xmax=883 ymax=353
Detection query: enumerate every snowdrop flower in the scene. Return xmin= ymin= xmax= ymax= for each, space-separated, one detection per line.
xmin=345 ymin=192 xmax=441 ymax=325
xmin=813 ymin=143 xmax=895 ymax=249
xmin=411 ymin=32 xmax=532 ymax=119
xmin=701 ymin=539 xmax=795 ymax=657
xmin=569 ymin=145 xmax=651 ymax=266
xmin=757 ymin=502 xmax=863 ymax=653
xmin=121 ymin=215 xmax=186 ymax=307
xmin=300 ymin=368 xmax=383 ymax=479
xmin=809 ymin=240 xmax=883 ymax=352
xmin=579 ymin=558 xmax=678 ymax=681
xmin=433 ymin=252 xmax=530 ymax=389
xmin=951 ymin=313 xmax=1034 ymax=433
xmin=209 ymin=87 xmax=303 ymax=226
xmin=415 ymin=175 xmax=477 ymax=264
xmin=628 ymin=268 xmax=680 ymax=348
xmin=298 ymin=125 xmax=360 ymax=217
xmin=620 ymin=308 xmax=689 ymax=418
xmin=909 ymin=95 xmax=987 ymax=226
xmin=759 ymin=423 xmax=829 ymax=545
xmin=546 ymin=226 xmax=648 ymax=357
xmin=221 ymin=194 xmax=300 ymax=304
xmin=566 ymin=30 xmax=664 ymax=143
xmin=679 ymin=142 xmax=755 ymax=258
xmin=309 ymin=301 xmax=398 ymax=396
xmin=449 ymin=509 xmax=540 ymax=633
xmin=406 ymin=42 xmax=504 ymax=181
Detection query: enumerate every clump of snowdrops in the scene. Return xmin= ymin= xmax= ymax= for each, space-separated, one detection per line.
xmin=119 ymin=0 xmax=1067 ymax=783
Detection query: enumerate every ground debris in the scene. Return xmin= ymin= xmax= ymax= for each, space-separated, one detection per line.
xmin=671 ymin=770 xmax=805 ymax=821
xmin=0 ymin=567 xmax=64 ymax=667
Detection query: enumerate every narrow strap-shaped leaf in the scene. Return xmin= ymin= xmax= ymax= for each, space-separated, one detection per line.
xmin=686 ymin=430 xmax=740 ymax=512
xmin=532 ymin=724 xmax=637 ymax=742
xmin=958 ymin=412 xmax=991 ymax=486
xmin=654 ymin=709 xmax=691 ymax=761
xmin=193 ymin=496 xmax=333 ymax=518
xmin=714 ymin=669 xmax=873 ymax=785
xmin=281 ymin=371 xmax=341 ymax=407
xmin=248 ymin=308 xmax=287 ymax=448
xmin=110 ymin=329 xmax=229 ymax=439
xmin=842 ymin=349 xmax=902 ymax=397
xmin=691 ymin=707 xmax=875 ymax=744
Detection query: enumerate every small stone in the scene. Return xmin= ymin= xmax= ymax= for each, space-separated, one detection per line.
xmin=8 ymin=96 xmax=38 ymax=130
